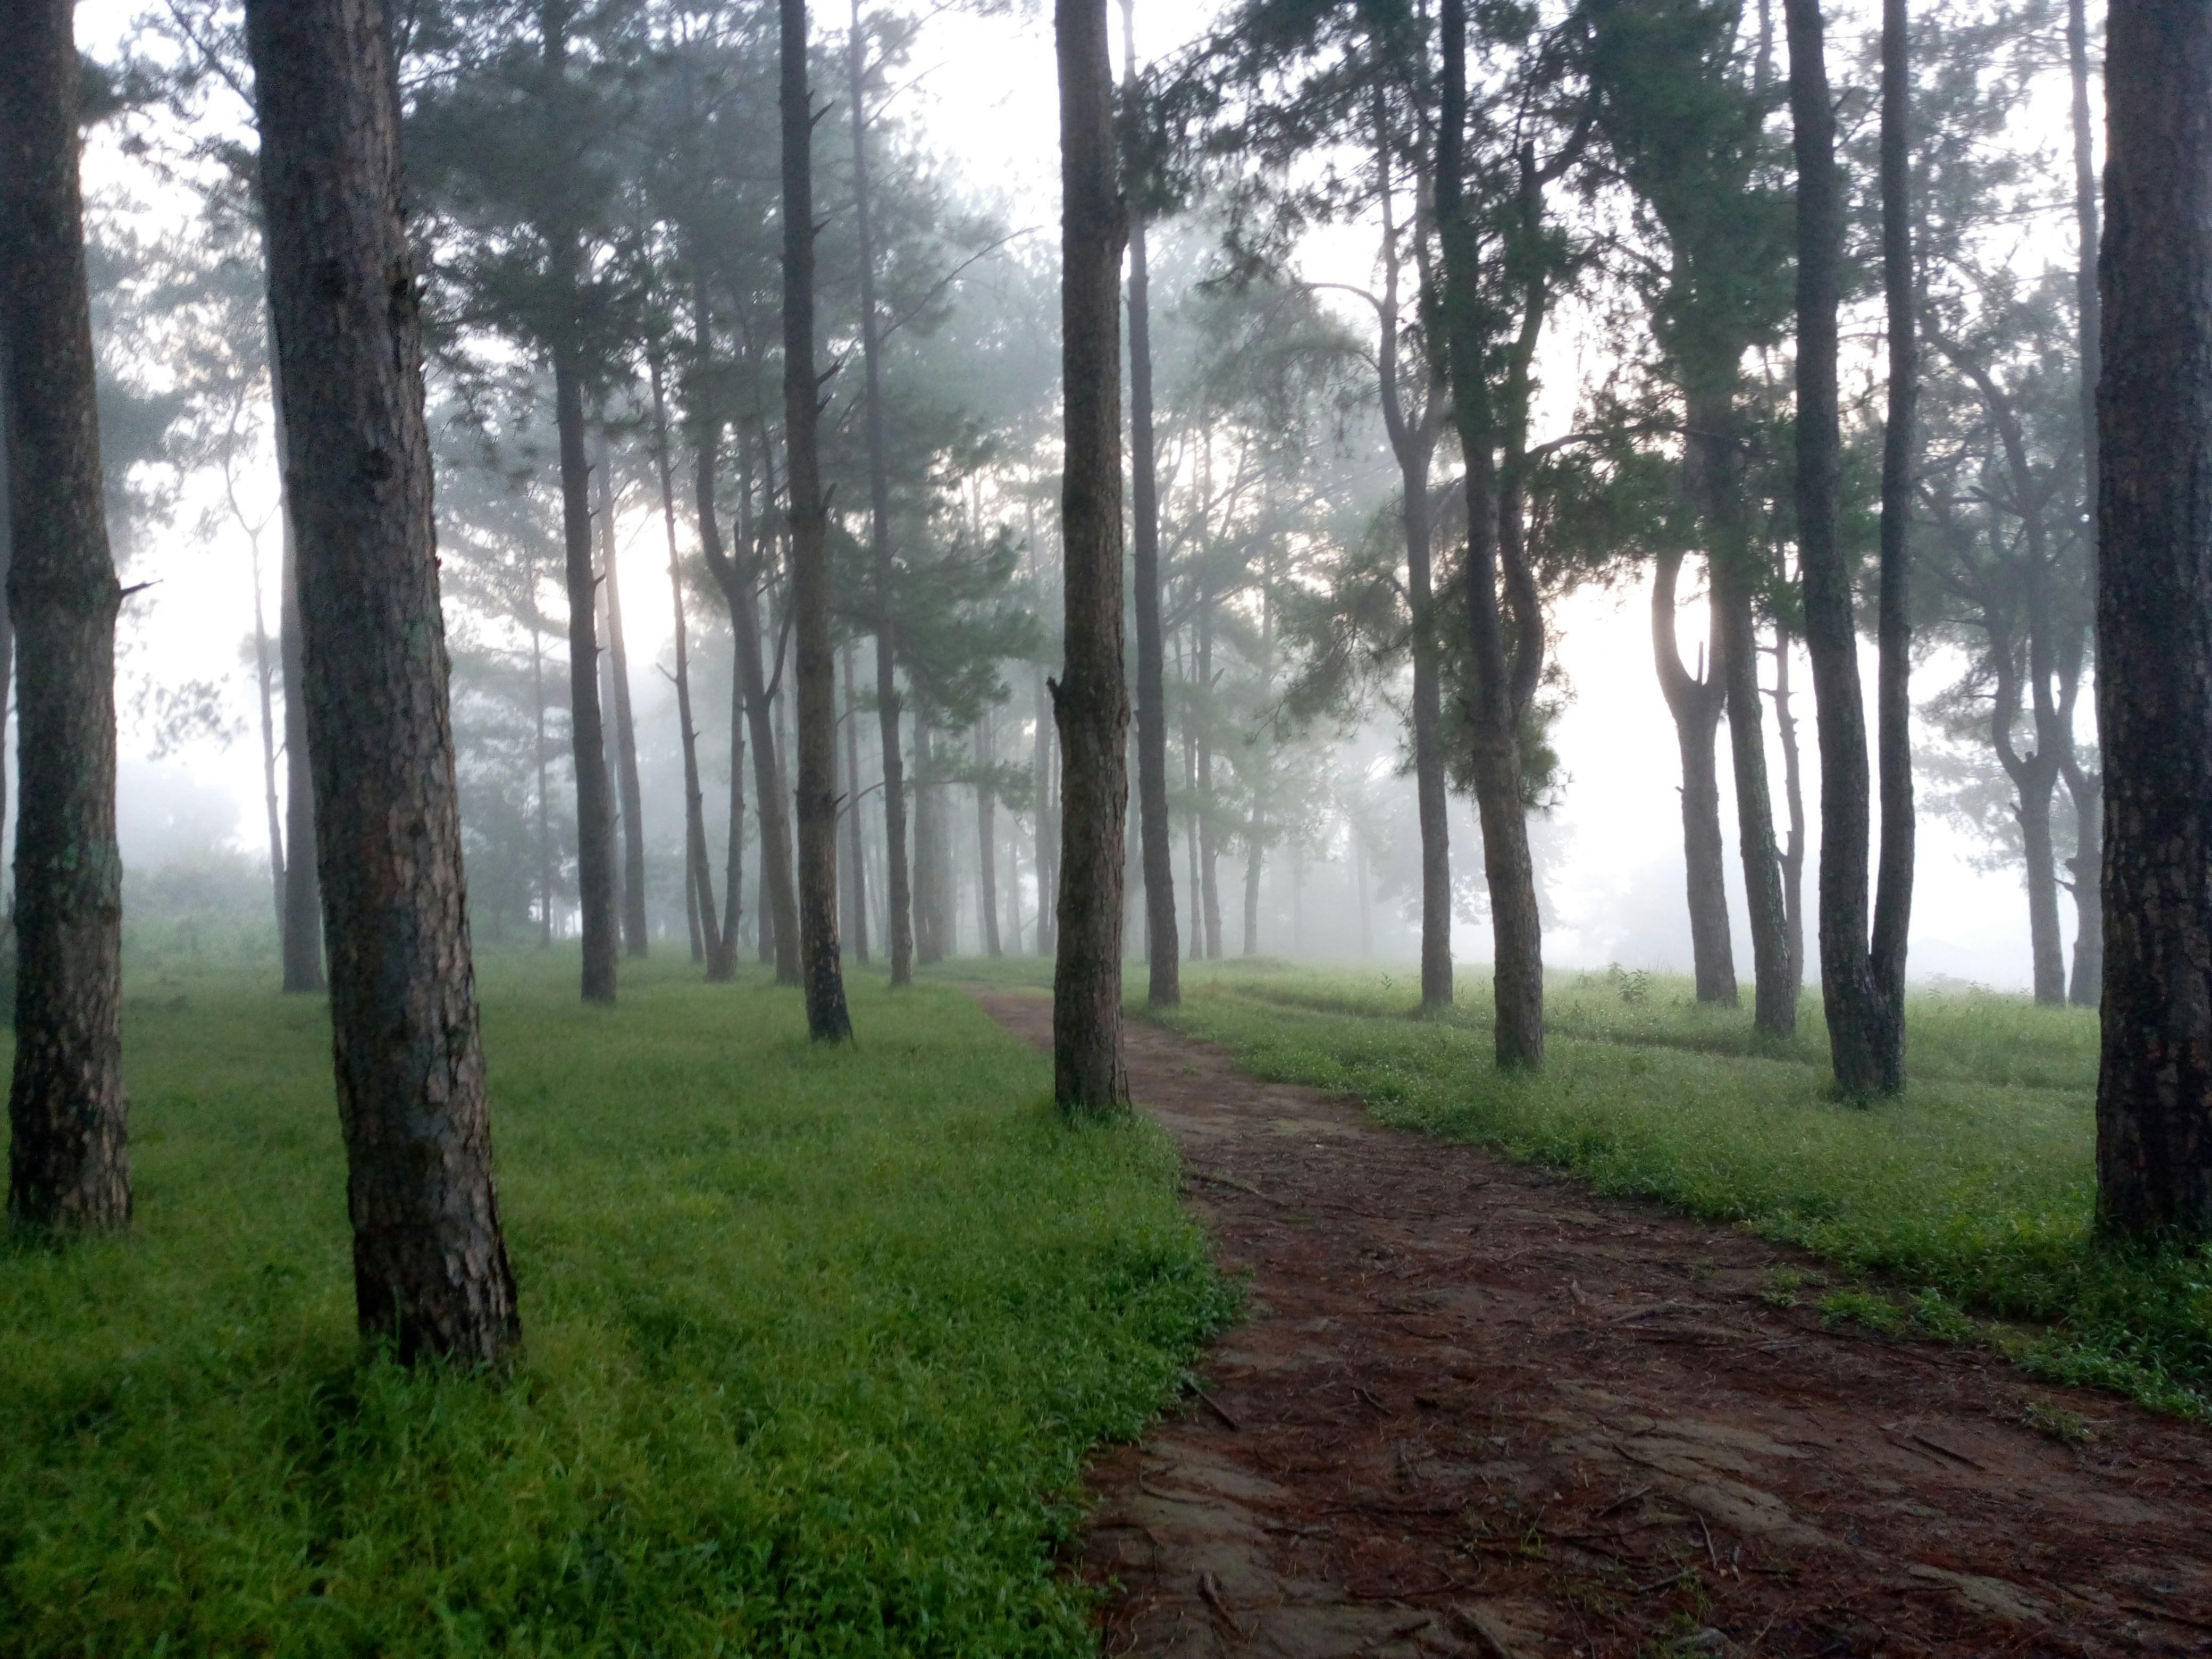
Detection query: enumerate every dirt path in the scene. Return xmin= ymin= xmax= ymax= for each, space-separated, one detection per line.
xmin=973 ymin=991 xmax=2212 ymax=1659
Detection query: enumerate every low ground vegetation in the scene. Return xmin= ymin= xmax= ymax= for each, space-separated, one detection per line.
xmin=0 ymin=956 xmax=1230 ymax=1657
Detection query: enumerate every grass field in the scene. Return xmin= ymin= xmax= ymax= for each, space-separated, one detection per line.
xmin=1 ymin=953 xmax=1231 ymax=1658
xmin=1090 ymin=957 xmax=2206 ymax=1418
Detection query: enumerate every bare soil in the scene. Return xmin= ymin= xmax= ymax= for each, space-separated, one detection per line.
xmin=972 ymin=991 xmax=2212 ymax=1659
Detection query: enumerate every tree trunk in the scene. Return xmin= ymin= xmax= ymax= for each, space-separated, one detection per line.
xmin=593 ymin=426 xmax=649 ymax=958
xmin=1051 ymin=0 xmax=1132 ymax=1112
xmin=246 ymin=0 xmax=518 ymax=1359
xmin=2 ymin=0 xmax=129 ymax=1231
xmin=276 ymin=382 xmax=325 ymax=993
xmin=1196 ymin=599 xmax=1222 ymax=959
xmin=842 ymin=641 xmax=869 ymax=963
xmin=1121 ymin=0 xmax=1178 ymax=1007
xmin=2093 ymin=0 xmax=2212 ymax=1245
xmin=252 ymin=537 xmax=287 ymax=941
xmin=702 ymin=411 xmax=798 ymax=984
xmin=1787 ymin=0 xmax=1883 ymax=1093
xmin=1652 ymin=547 xmax=1735 ymax=1003
xmin=1714 ymin=565 xmax=1795 ymax=1034
xmin=1437 ymin=0 xmax=1543 ymax=1069
xmin=1773 ymin=619 xmax=1809 ymax=1009
xmin=848 ymin=2 xmax=914 ymax=990
xmin=976 ymin=715 xmax=1002 ymax=957
xmin=2066 ymin=0 xmax=2104 ymax=1011
xmin=1034 ymin=659 xmax=1057 ymax=957
xmin=530 ymin=593 xmax=554 ymax=947
xmin=780 ymin=0 xmax=852 ymax=1041
xmin=650 ymin=350 xmax=722 ymax=973
xmin=1869 ymin=0 xmax=1916 ymax=1084
xmin=912 ymin=724 xmax=941 ymax=963
xmin=543 ymin=10 xmax=616 ymax=1006
xmin=2018 ymin=777 xmax=2067 ymax=1006
xmin=720 ymin=644 xmax=744 ymax=973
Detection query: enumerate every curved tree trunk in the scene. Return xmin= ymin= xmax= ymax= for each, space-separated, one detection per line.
xmin=1652 ymin=548 xmax=1735 ymax=1003
xmin=2093 ymin=0 xmax=2212 ymax=1245
xmin=780 ymin=0 xmax=852 ymax=1041
xmin=247 ymin=0 xmax=518 ymax=1360
xmin=1051 ymin=0 xmax=1132 ymax=1113
xmin=2 ymin=0 xmax=129 ymax=1231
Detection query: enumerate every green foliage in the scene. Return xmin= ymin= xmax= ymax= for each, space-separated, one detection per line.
xmin=0 ymin=959 xmax=1230 ymax=1657
xmin=1146 ymin=960 xmax=2212 ymax=1420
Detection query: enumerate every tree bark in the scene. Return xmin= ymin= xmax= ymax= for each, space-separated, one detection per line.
xmin=1034 ymin=658 xmax=1057 ymax=957
xmin=1197 ymin=599 xmax=1222 ymax=959
xmin=530 ymin=581 xmax=554 ymax=946
xmin=848 ymin=1 xmax=914 ymax=990
xmin=1652 ymin=548 xmax=1735 ymax=1003
xmin=779 ymin=0 xmax=852 ymax=1041
xmin=1121 ymin=0 xmax=1178 ymax=1007
xmin=246 ymin=0 xmax=518 ymax=1360
xmin=2093 ymin=0 xmax=2212 ymax=1245
xmin=3 ymin=0 xmax=130 ymax=1231
xmin=1869 ymin=0 xmax=1916 ymax=1084
xmin=252 ymin=537 xmax=287 ymax=942
xmin=592 ymin=425 xmax=649 ymax=958
xmin=1787 ymin=0 xmax=1884 ymax=1093
xmin=1772 ymin=619 xmax=1808 ymax=1009
xmin=1051 ymin=0 xmax=1132 ymax=1113
xmin=1437 ymin=0 xmax=1543 ymax=1069
xmin=276 ymin=382 xmax=325 ymax=992
xmin=2066 ymin=0 xmax=2104 ymax=1011
xmin=976 ymin=715 xmax=1002 ymax=957
xmin=842 ymin=640 xmax=869 ymax=963
xmin=721 ymin=642 xmax=744 ymax=970
xmin=1715 ymin=563 xmax=1796 ymax=1035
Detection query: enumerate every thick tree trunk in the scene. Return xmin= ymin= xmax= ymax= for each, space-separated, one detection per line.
xmin=848 ymin=3 xmax=914 ymax=990
xmin=2093 ymin=0 xmax=2212 ymax=1245
xmin=592 ymin=426 xmax=649 ymax=958
xmin=2019 ymin=781 xmax=2067 ymax=1006
xmin=1651 ymin=547 xmax=1735 ymax=1003
xmin=1122 ymin=0 xmax=1178 ymax=1007
xmin=553 ymin=346 xmax=616 ymax=1002
xmin=277 ymin=400 xmax=325 ymax=992
xmin=1051 ymin=0 xmax=1132 ymax=1112
xmin=246 ymin=0 xmax=518 ymax=1360
xmin=1869 ymin=0 xmax=1916 ymax=1083
xmin=1437 ymin=0 xmax=1543 ymax=1069
xmin=1242 ymin=831 xmax=1263 ymax=957
xmin=1787 ymin=0 xmax=1884 ymax=1093
xmin=842 ymin=641 xmax=869 ymax=963
xmin=780 ymin=0 xmax=852 ymax=1041
xmin=2 ymin=0 xmax=129 ymax=1231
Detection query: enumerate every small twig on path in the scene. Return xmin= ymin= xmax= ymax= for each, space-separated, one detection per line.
xmin=1693 ymin=1509 xmax=1722 ymax=1572
xmin=1909 ymin=1432 xmax=1986 ymax=1470
xmin=1631 ymin=1567 xmax=1697 ymax=1595
xmin=1195 ymin=1387 xmax=1242 ymax=1432
xmin=1591 ymin=1484 xmax=1652 ymax=1519
xmin=1187 ymin=1167 xmax=1273 ymax=1202
xmin=1197 ymin=1570 xmax=1249 ymax=1637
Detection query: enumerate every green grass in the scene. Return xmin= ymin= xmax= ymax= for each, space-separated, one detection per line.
xmin=1 ymin=953 xmax=1232 ymax=1657
xmin=1134 ymin=959 xmax=2211 ymax=1419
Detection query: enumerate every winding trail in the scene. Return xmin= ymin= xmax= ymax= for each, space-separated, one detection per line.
xmin=973 ymin=990 xmax=2212 ymax=1659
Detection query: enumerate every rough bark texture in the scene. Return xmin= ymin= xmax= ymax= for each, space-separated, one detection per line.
xmin=2066 ymin=0 xmax=2104 ymax=1012
xmin=3 ymin=0 xmax=130 ymax=1232
xmin=848 ymin=2 xmax=913 ymax=989
xmin=1652 ymin=549 xmax=1735 ymax=1004
xmin=593 ymin=426 xmax=649 ymax=958
xmin=277 ymin=400 xmax=325 ymax=993
xmin=1869 ymin=0 xmax=1916 ymax=1086
xmin=976 ymin=717 xmax=1002 ymax=958
xmin=1787 ymin=0 xmax=1884 ymax=1095
xmin=780 ymin=0 xmax=852 ymax=1041
xmin=1122 ymin=0 xmax=1178 ymax=1008
xmin=1437 ymin=0 xmax=1543 ymax=1070
xmin=1051 ymin=0 xmax=1132 ymax=1114
xmin=2094 ymin=0 xmax=2212 ymax=1245
xmin=247 ymin=0 xmax=518 ymax=1361
xmin=1716 ymin=565 xmax=1796 ymax=1036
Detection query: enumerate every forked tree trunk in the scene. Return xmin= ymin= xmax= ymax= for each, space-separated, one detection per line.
xmin=2093 ymin=0 xmax=2212 ymax=1245
xmin=3 ymin=0 xmax=129 ymax=1231
xmin=593 ymin=426 xmax=649 ymax=958
xmin=848 ymin=1 xmax=914 ymax=988
xmin=246 ymin=0 xmax=518 ymax=1360
xmin=1051 ymin=0 xmax=1132 ymax=1113
xmin=1437 ymin=0 xmax=1543 ymax=1069
xmin=1651 ymin=547 xmax=1735 ymax=1004
xmin=780 ymin=0 xmax=852 ymax=1041
xmin=1121 ymin=0 xmax=1178 ymax=1007
xmin=1787 ymin=0 xmax=1886 ymax=1093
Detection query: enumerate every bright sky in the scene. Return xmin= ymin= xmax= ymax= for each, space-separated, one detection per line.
xmin=77 ymin=0 xmax=2064 ymax=989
